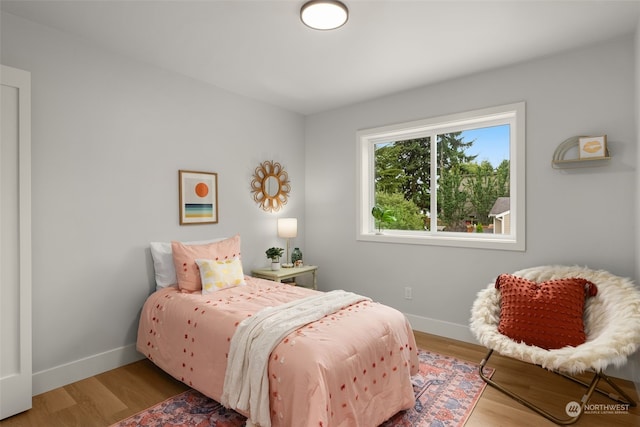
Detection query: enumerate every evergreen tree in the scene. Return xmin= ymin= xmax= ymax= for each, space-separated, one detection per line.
xmin=438 ymin=165 xmax=469 ymax=231
xmin=437 ymin=132 xmax=476 ymax=171
xmin=373 ymin=131 xmax=506 ymax=231
xmin=374 ymin=143 xmax=405 ymax=194
xmin=396 ymin=137 xmax=431 ymax=213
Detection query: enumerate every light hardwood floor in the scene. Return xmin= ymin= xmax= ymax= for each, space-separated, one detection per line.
xmin=1 ymin=331 xmax=637 ymax=427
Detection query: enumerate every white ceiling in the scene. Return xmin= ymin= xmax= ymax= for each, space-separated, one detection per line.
xmin=2 ymin=0 xmax=639 ymax=115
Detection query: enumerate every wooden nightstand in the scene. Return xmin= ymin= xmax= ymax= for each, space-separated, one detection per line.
xmin=251 ymin=265 xmax=318 ymax=290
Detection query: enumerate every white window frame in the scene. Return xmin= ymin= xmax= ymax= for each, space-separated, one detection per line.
xmin=356 ymin=102 xmax=525 ymax=251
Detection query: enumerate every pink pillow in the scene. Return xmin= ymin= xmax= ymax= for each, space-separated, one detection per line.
xmin=171 ymin=234 xmax=241 ymax=293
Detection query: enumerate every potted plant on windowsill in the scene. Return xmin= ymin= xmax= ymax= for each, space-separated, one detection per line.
xmin=266 ymin=247 xmax=285 ymax=271
xmin=371 ymin=205 xmax=397 ymax=234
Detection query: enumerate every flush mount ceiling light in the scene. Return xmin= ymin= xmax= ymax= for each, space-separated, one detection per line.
xmin=300 ymin=0 xmax=349 ymax=30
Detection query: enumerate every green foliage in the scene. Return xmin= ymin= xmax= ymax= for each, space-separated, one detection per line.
xmin=495 ymin=160 xmax=510 ymax=196
xmin=375 ymin=133 xmax=477 ymax=216
xmin=437 ymin=166 xmax=469 ymax=232
xmin=466 ymin=160 xmax=510 ymax=224
xmin=375 ymin=138 xmax=430 ymax=212
xmin=373 ymin=131 xmax=508 ymax=232
xmin=466 ymin=161 xmax=498 ymax=224
xmin=374 ymin=192 xmax=425 ymax=231
xmin=396 ymin=137 xmax=431 ymax=214
xmin=371 ymin=204 xmax=397 ymax=232
xmin=436 ymin=132 xmax=477 ymax=170
xmin=265 ymin=247 xmax=284 ymax=261
xmin=374 ymin=144 xmax=406 ymax=194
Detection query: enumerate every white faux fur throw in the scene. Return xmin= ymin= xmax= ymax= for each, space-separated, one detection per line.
xmin=221 ymin=290 xmax=370 ymax=427
xmin=470 ymin=265 xmax=640 ymax=374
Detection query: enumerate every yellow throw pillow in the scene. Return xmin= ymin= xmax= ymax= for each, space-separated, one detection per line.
xmin=196 ymin=258 xmax=246 ymax=294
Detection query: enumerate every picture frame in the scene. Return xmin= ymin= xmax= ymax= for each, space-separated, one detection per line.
xmin=179 ymin=170 xmax=218 ymax=225
xmin=578 ymin=135 xmax=607 ymax=159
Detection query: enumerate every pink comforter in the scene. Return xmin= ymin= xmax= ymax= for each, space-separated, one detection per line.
xmin=137 ymin=277 xmax=418 ymax=427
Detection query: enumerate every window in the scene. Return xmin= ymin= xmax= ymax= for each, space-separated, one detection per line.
xmin=357 ymin=102 xmax=525 ymax=251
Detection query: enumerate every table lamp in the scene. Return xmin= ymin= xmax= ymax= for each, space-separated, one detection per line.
xmin=277 ymin=218 xmax=297 ymax=267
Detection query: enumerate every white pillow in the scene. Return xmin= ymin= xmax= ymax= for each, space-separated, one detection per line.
xmin=196 ymin=258 xmax=246 ymax=294
xmin=150 ymin=238 xmax=226 ymax=290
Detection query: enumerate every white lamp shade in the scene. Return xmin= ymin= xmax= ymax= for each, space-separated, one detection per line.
xmin=300 ymin=0 xmax=348 ymax=30
xmin=277 ymin=218 xmax=298 ymax=238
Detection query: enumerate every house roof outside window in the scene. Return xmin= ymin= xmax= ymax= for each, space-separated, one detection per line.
xmin=489 ymin=197 xmax=510 ymax=218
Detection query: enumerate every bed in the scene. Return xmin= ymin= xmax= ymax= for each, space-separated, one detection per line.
xmin=138 ymin=236 xmax=419 ymax=427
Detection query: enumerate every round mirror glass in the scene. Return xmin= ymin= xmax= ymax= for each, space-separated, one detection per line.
xmin=264 ymin=176 xmax=280 ymax=197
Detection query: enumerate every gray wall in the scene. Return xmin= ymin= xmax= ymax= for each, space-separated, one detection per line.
xmin=2 ymin=9 xmax=639 ymax=391
xmin=1 ymin=11 xmax=306 ymax=393
xmin=305 ymin=35 xmax=638 ymax=378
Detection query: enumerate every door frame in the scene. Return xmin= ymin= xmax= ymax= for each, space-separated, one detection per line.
xmin=1 ymin=64 xmax=32 ymax=419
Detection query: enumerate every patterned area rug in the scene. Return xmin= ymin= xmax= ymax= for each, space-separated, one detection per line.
xmin=111 ymin=350 xmax=492 ymax=427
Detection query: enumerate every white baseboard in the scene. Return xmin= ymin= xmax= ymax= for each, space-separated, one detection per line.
xmin=405 ymin=312 xmax=477 ymax=345
xmin=404 ymin=312 xmax=638 ymax=383
xmin=32 ymin=344 xmax=144 ymax=396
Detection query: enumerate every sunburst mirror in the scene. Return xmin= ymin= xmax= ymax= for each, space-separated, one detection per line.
xmin=250 ymin=160 xmax=291 ymax=212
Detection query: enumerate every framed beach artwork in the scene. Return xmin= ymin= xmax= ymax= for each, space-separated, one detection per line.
xmin=179 ymin=170 xmax=218 ymax=225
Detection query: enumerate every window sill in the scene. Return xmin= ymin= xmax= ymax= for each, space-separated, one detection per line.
xmin=357 ymin=231 xmax=524 ymax=251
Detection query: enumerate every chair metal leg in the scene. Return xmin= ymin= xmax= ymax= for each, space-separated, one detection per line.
xmin=555 ymin=369 xmax=637 ymax=407
xmin=478 ymin=348 xmax=635 ymax=425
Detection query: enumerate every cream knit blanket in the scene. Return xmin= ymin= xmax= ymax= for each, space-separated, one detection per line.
xmin=221 ymin=290 xmax=370 ymax=427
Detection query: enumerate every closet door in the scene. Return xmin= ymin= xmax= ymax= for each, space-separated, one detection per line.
xmin=1 ymin=64 xmax=32 ymax=419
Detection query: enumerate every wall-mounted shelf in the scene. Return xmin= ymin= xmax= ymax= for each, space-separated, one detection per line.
xmin=552 ymin=136 xmax=610 ymax=169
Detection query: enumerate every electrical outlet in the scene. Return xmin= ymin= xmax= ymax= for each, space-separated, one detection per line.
xmin=404 ymin=287 xmax=412 ymax=300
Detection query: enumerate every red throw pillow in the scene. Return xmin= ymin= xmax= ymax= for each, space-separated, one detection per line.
xmin=495 ymin=274 xmax=598 ymax=350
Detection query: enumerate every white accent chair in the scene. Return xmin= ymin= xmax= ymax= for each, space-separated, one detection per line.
xmin=470 ymin=265 xmax=640 ymax=425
